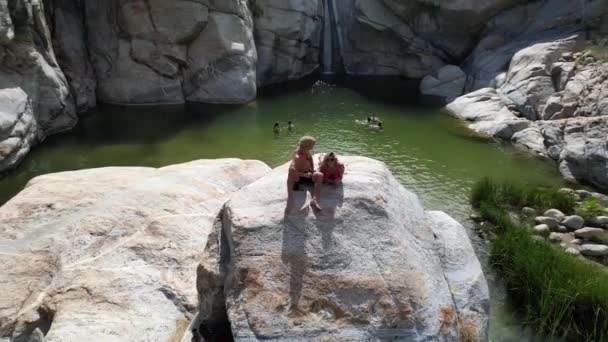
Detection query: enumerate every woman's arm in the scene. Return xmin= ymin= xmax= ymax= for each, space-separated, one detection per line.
xmin=336 ymin=163 xmax=345 ymax=182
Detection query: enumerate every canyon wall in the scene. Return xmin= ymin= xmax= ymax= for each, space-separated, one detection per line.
xmin=0 ymin=0 xmax=76 ymax=172
xmin=0 ymin=0 xmax=607 ymax=190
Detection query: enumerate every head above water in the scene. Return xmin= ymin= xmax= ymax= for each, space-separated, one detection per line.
xmin=288 ymin=121 xmax=292 ymax=125
xmin=274 ymin=122 xmax=279 ymax=127
xmin=298 ymin=136 xmax=316 ymax=150
xmin=378 ymin=122 xmax=383 ymax=128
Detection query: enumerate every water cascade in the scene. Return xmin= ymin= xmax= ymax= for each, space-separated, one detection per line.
xmin=322 ymin=0 xmax=335 ymax=74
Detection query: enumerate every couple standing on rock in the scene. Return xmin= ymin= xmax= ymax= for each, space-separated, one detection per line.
xmin=287 ymin=136 xmax=344 ymax=211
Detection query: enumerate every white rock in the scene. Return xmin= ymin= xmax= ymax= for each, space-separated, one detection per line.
xmin=534 ymin=216 xmax=559 ymax=229
xmin=571 ymin=238 xmax=582 ymax=245
xmin=558 ymin=188 xmax=575 ymax=194
xmin=533 ymin=224 xmax=551 ymax=237
xmin=549 ymin=232 xmax=564 ymax=243
xmin=446 ymin=88 xmax=523 ymax=139
xmin=499 ymin=38 xmax=578 ymax=120
xmin=544 ymin=209 xmax=565 ymax=222
xmin=574 ymin=227 xmax=607 ymax=241
xmin=219 ymin=156 xmax=490 ymax=341
xmin=579 ymin=244 xmax=608 ymax=257
xmin=0 ymin=159 xmax=270 ymax=341
xmin=565 ymin=247 xmax=580 ymax=256
xmin=521 ymin=207 xmax=536 ymax=216
xmin=562 ymin=215 xmax=584 ymax=230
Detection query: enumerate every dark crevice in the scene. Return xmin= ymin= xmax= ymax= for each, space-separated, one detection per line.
xmin=11 ymin=306 xmax=55 ymax=342
xmin=193 ymin=210 xmax=233 ymax=342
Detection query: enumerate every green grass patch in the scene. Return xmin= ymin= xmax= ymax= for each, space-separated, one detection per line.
xmin=471 ymin=177 xmax=576 ymax=214
xmin=576 ymin=197 xmax=606 ymax=220
xmin=472 ymin=178 xmax=608 ymax=340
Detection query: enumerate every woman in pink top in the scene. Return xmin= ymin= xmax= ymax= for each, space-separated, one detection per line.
xmin=319 ymin=152 xmax=344 ymax=185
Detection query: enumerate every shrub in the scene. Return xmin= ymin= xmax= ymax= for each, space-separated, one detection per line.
xmin=471 ymin=177 xmax=496 ymax=208
xmin=472 ymin=178 xmax=608 ymax=340
xmin=576 ymin=197 xmax=605 ymax=220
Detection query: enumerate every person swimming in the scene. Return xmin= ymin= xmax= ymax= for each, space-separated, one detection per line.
xmin=287 ymin=121 xmax=294 ymax=131
xmin=370 ymin=113 xmax=381 ymax=124
xmin=273 ymin=122 xmax=280 ymax=134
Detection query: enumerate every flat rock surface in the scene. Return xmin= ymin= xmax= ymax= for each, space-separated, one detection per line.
xmin=221 ymin=156 xmax=489 ymax=341
xmin=0 ymin=159 xmax=270 ymax=341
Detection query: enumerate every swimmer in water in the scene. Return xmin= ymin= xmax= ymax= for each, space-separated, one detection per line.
xmin=273 ymin=122 xmax=280 ymax=134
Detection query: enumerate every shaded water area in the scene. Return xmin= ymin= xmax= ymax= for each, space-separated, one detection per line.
xmin=0 ymin=78 xmax=567 ymax=340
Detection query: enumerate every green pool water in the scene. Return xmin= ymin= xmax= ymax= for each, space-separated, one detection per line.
xmin=0 ymin=79 xmax=566 ymax=340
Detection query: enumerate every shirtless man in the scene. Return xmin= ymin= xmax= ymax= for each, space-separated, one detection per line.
xmin=287 ymin=136 xmax=323 ymax=210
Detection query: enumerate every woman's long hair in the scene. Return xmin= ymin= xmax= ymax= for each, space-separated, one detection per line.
xmin=320 ymin=152 xmax=339 ymax=171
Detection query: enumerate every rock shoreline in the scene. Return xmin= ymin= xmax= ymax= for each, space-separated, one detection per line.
xmin=447 ymin=38 xmax=608 ymax=192
xmin=2 ymin=0 xmax=607 ymax=174
xmin=0 ymin=157 xmax=490 ymax=341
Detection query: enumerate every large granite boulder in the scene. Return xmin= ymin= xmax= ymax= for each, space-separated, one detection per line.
xmin=253 ymin=0 xmax=323 ymax=86
xmin=543 ymin=61 xmax=608 ymax=120
xmin=420 ymin=65 xmax=466 ymax=103
xmin=0 ymin=0 xmax=77 ymax=173
xmin=463 ymin=0 xmax=605 ymax=91
xmin=498 ymin=37 xmax=579 ymax=120
xmin=0 ymin=159 xmax=270 ymax=341
xmin=211 ymin=156 xmax=489 ymax=341
xmin=446 ymin=88 xmax=528 ymax=139
xmin=557 ymin=117 xmax=608 ymax=190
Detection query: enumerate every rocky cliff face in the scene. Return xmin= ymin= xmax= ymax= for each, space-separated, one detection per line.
xmin=0 ymin=0 xmax=76 ymax=172
xmin=57 ymin=0 xmax=258 ymax=105
xmin=45 ymin=0 xmax=324 ymax=104
xmin=331 ymin=0 xmax=514 ymax=77
xmin=253 ymin=0 xmax=323 ymax=86
xmin=448 ymin=36 xmax=608 ymax=191
xmin=1 ymin=0 xmax=607 ymax=191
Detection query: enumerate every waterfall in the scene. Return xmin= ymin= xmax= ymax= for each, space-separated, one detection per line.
xmin=322 ymin=0 xmax=334 ymax=74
